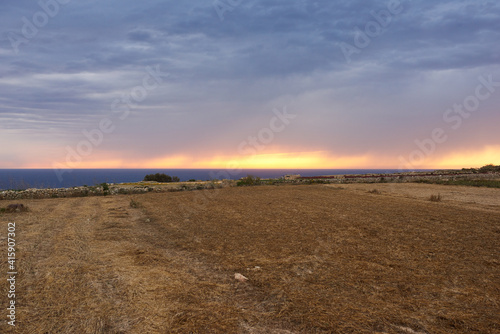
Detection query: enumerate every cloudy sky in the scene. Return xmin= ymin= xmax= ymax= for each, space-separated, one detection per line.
xmin=1 ymin=0 xmax=499 ymax=169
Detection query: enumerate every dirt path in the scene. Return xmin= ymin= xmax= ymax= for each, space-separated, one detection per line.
xmin=7 ymin=196 xmax=133 ymax=332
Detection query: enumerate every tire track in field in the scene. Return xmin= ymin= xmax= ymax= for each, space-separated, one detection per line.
xmin=11 ymin=197 xmax=98 ymax=332
xmin=91 ymin=195 xmax=242 ymax=333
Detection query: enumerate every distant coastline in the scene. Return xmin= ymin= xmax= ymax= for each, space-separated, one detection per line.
xmin=1 ymin=167 xmax=499 ymax=201
xmin=0 ymin=168 xmax=435 ymax=191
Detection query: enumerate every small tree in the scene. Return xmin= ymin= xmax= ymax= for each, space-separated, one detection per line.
xmin=100 ymin=183 xmax=110 ymax=196
xmin=143 ymin=173 xmax=179 ymax=183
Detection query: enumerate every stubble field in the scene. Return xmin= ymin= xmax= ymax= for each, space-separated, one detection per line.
xmin=1 ymin=184 xmax=499 ymax=333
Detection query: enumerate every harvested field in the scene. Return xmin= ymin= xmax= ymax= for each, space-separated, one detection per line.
xmin=1 ymin=184 xmax=499 ymax=333
xmin=335 ymin=183 xmax=500 ymax=211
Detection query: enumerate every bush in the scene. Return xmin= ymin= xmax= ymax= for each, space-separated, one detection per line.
xmin=478 ymin=164 xmax=500 ymax=173
xmin=100 ymin=183 xmax=110 ymax=196
xmin=429 ymin=194 xmax=442 ymax=202
xmin=143 ymin=173 xmax=180 ymax=183
xmin=237 ymin=175 xmax=261 ymax=186
xmin=3 ymin=204 xmax=28 ymax=213
xmin=307 ymin=179 xmax=330 ymax=184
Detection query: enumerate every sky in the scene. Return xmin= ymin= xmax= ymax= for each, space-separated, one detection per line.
xmin=0 ymin=0 xmax=499 ymax=170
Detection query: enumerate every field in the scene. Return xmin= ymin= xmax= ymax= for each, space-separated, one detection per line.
xmin=1 ymin=184 xmax=499 ymax=333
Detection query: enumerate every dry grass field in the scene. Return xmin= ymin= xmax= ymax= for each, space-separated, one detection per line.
xmin=1 ymin=184 xmax=499 ymax=333
xmin=335 ymin=182 xmax=500 ymax=211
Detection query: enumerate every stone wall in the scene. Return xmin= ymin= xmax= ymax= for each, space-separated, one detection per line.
xmin=0 ymin=181 xmax=232 ymax=201
xmin=0 ymin=185 xmax=152 ymax=201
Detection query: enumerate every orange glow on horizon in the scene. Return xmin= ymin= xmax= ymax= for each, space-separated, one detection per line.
xmin=429 ymin=145 xmax=500 ymax=169
xmin=188 ymin=151 xmax=373 ymax=169
xmin=7 ymin=146 xmax=500 ymax=170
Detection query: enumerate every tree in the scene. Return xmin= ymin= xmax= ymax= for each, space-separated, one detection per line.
xmin=143 ymin=173 xmax=178 ymax=182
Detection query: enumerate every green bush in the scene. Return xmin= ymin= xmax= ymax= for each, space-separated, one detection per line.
xmin=237 ymin=175 xmax=261 ymax=186
xmin=307 ymin=179 xmax=330 ymax=184
xmin=143 ymin=173 xmax=180 ymax=183
xmin=100 ymin=183 xmax=110 ymax=196
xmin=478 ymin=164 xmax=500 ymax=173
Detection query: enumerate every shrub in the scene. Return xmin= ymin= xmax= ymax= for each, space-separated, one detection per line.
xmin=429 ymin=194 xmax=442 ymax=202
xmin=478 ymin=164 xmax=500 ymax=173
xmin=143 ymin=173 xmax=180 ymax=183
xmin=101 ymin=183 xmax=110 ymax=196
xmin=4 ymin=204 xmax=28 ymax=213
xmin=237 ymin=175 xmax=261 ymax=186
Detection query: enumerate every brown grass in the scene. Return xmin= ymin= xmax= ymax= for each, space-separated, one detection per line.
xmin=332 ymin=182 xmax=500 ymax=210
xmin=1 ymin=185 xmax=499 ymax=333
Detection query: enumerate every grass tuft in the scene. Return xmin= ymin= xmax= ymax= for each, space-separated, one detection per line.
xmin=2 ymin=203 xmax=29 ymax=213
xmin=129 ymin=199 xmax=140 ymax=208
xmin=429 ymin=194 xmax=442 ymax=202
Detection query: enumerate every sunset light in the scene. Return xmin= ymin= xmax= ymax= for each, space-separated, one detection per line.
xmin=1 ymin=2 xmax=499 ymax=332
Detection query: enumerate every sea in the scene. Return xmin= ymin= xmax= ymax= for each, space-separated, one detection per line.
xmin=0 ymin=169 xmax=434 ymax=190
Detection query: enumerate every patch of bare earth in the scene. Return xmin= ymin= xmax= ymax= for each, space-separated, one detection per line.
xmin=1 ymin=184 xmax=499 ymax=333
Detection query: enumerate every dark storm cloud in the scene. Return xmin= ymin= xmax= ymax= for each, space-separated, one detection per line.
xmin=0 ymin=0 xmax=499 ymax=166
